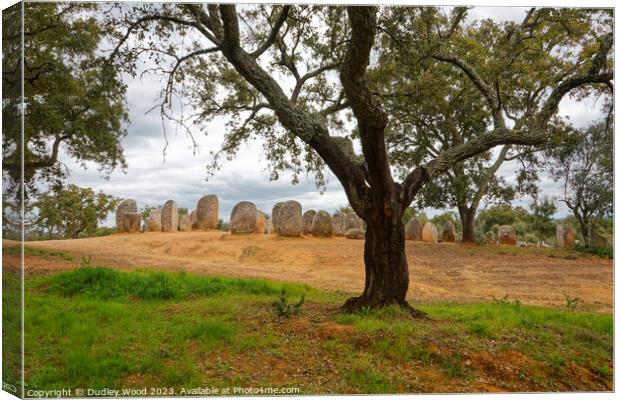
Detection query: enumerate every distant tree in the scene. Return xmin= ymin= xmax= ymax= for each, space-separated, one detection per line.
xmin=476 ymin=204 xmax=530 ymax=236
xmin=528 ymin=197 xmax=557 ymax=243
xmin=548 ymin=121 xmax=613 ymax=247
xmin=139 ymin=205 xmax=159 ymax=227
xmin=178 ymin=207 xmax=189 ymax=216
xmin=336 ymin=205 xmax=354 ymax=215
xmin=2 ymin=3 xmax=128 ymax=199
xmin=34 ymin=185 xmax=119 ymax=239
xmin=217 ymin=219 xmax=230 ymax=231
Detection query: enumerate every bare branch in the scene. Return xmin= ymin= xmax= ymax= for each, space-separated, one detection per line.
xmin=108 ymin=13 xmax=216 ymax=63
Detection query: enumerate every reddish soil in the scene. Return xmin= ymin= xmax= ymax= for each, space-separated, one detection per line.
xmin=5 ymin=231 xmax=613 ymax=312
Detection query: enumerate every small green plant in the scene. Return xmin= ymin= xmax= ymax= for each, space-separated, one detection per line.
xmin=272 ymin=289 xmax=305 ymax=318
xmin=491 ymin=294 xmax=521 ymax=307
xmin=563 ymin=292 xmax=581 ymax=312
xmin=79 ymin=255 xmax=92 ymax=268
xmin=491 ymin=294 xmax=510 ymax=304
xmin=354 ymin=306 xmax=372 ymax=317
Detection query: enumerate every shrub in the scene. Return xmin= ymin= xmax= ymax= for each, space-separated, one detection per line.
xmin=217 ymin=219 xmax=230 ymax=231
xmin=575 ymin=245 xmax=613 ymax=259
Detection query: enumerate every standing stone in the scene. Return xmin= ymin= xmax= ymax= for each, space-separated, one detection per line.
xmin=422 ymin=222 xmax=438 ymax=243
xmin=254 ymin=210 xmax=266 ymax=234
xmin=312 ymin=211 xmax=333 ymax=237
xmin=302 ymin=210 xmax=317 ymax=235
xmin=196 ymin=195 xmax=219 ymax=230
xmin=146 ymin=209 xmax=162 ymax=232
xmin=332 ymin=213 xmax=347 ymax=237
xmin=161 ymin=200 xmax=179 ymax=232
xmin=344 ymin=212 xmax=364 ymax=231
xmin=189 ymin=210 xmax=198 ymax=230
xmin=345 ymin=228 xmax=365 ymax=240
xmin=230 ymin=201 xmax=257 ymax=234
xmin=556 ymin=225 xmax=575 ymax=249
xmin=485 ymin=231 xmax=497 ymax=245
xmin=122 ymin=212 xmax=141 ymax=233
xmin=179 ymin=214 xmax=191 ymax=231
xmin=273 ymin=200 xmax=302 ymax=237
xmin=498 ymin=225 xmax=517 ymax=245
xmin=442 ymin=221 xmax=456 ymax=242
xmin=115 ymin=199 xmax=137 ymax=232
xmin=272 ymin=202 xmax=285 ymax=231
xmin=405 ymin=218 xmax=423 ymax=241
xmin=265 ymin=219 xmax=273 ymax=234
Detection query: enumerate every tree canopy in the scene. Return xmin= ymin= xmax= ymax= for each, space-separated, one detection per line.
xmin=2 ymin=2 xmax=129 ymax=198
xmin=369 ymin=7 xmax=612 ymax=241
xmin=34 ymin=184 xmax=119 ymax=239
xmin=547 ymin=120 xmax=613 ymax=246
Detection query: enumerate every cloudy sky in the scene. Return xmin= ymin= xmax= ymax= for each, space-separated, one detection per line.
xmin=57 ymin=5 xmax=607 ymax=226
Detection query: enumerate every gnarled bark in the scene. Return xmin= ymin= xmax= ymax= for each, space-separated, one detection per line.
xmin=458 ymin=206 xmax=477 ymax=243
xmin=342 ymin=207 xmax=428 ymax=319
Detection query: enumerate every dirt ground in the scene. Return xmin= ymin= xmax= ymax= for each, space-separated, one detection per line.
xmin=6 ymin=231 xmax=614 ymax=312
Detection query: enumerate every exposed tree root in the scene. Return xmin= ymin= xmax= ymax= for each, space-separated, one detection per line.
xmin=341 ymin=295 xmax=429 ymax=319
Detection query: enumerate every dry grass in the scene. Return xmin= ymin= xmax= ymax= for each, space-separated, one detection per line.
xmin=7 ymin=230 xmax=613 ymax=312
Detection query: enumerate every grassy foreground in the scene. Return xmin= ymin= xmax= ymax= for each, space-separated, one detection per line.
xmin=20 ymin=261 xmax=612 ymax=395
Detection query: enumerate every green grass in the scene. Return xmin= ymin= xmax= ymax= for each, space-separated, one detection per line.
xmin=3 ymin=245 xmax=74 ymax=261
xmin=44 ymin=266 xmax=315 ymax=301
xmin=575 ymin=245 xmax=613 ymax=259
xmin=2 ymin=269 xmax=22 ymax=394
xmin=20 ymin=266 xmax=613 ymax=394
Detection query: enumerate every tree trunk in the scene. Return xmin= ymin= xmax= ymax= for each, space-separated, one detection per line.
xmin=342 ymin=211 xmax=427 ymax=318
xmin=459 ymin=206 xmax=477 ymax=243
xmin=577 ymin=217 xmax=591 ymax=248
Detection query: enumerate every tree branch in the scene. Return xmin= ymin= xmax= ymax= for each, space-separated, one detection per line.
xmin=431 ymin=52 xmax=504 ymax=128
xmin=250 ymin=6 xmax=291 ymax=58
xmin=538 ymin=33 xmax=613 ymax=124
xmin=470 ymin=144 xmax=510 ymax=210
xmin=441 ymin=7 xmax=468 ymax=39
xmin=424 ymin=127 xmax=547 ymax=178
xmin=341 ymin=6 xmax=394 ymax=194
xmin=213 ymin=4 xmax=370 ymax=216
xmin=108 ymin=12 xmax=217 ymax=63
xmin=538 ymin=71 xmax=613 ymax=124
xmin=291 ymin=62 xmax=340 ymax=103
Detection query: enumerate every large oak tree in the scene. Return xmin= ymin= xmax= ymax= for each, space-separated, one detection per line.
xmin=373 ymin=7 xmax=612 ymax=242
xmin=2 ymin=2 xmax=129 ymax=198
xmin=108 ymin=4 xmax=613 ymax=314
